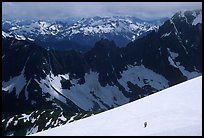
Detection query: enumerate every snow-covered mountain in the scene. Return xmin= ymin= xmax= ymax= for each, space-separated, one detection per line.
xmin=2 ymin=9 xmax=202 ymax=136
xmin=31 ymin=76 xmax=202 ymax=136
xmin=63 ymin=16 xmax=159 ymax=37
xmin=2 ymin=16 xmax=167 ymax=50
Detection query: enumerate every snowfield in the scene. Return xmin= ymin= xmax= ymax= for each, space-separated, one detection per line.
xmin=31 ymin=76 xmax=202 ymax=136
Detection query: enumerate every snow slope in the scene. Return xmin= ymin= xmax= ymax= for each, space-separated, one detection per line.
xmin=31 ymin=76 xmax=202 ymax=136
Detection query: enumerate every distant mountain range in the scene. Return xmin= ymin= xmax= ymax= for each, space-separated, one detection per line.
xmin=2 ymin=9 xmax=202 ymax=136
xmin=2 ymin=16 xmax=168 ymax=51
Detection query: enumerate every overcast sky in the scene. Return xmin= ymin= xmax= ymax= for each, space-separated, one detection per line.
xmin=2 ymin=2 xmax=202 ymax=20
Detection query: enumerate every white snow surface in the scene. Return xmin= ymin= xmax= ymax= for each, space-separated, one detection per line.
xmin=31 ymin=76 xmax=202 ymax=136
xmin=10 ymin=27 xmax=18 ymax=31
xmin=27 ymin=125 xmax=39 ymax=135
xmin=37 ymin=71 xmax=129 ymax=111
xmin=166 ymin=48 xmax=201 ymax=79
xmin=2 ymin=31 xmax=13 ymax=38
xmin=168 ymin=56 xmax=178 ymax=68
xmin=175 ymin=63 xmax=201 ymax=80
xmin=15 ymin=34 xmax=26 ymax=40
xmin=28 ymin=38 xmax=35 ymax=41
xmin=118 ymin=64 xmax=169 ymax=91
xmin=192 ymin=12 xmax=202 ymax=25
xmin=161 ymin=32 xmax=171 ymax=38
xmin=167 ymin=48 xmax=179 ymax=60
xmin=2 ymin=67 xmax=26 ymax=98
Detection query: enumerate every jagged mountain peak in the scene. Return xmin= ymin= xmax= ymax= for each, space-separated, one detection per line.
xmin=93 ymin=38 xmax=117 ymax=50
xmin=2 ymin=9 xmax=202 ymax=136
xmin=171 ymin=9 xmax=202 ymax=25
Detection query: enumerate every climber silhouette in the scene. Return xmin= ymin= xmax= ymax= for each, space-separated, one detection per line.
xmin=144 ymin=122 xmax=147 ymax=128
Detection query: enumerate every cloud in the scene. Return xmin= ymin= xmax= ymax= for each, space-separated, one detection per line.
xmin=2 ymin=2 xmax=202 ymax=20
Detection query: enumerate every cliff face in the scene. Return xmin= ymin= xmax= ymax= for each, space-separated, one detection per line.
xmin=2 ymin=9 xmax=202 ymax=136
